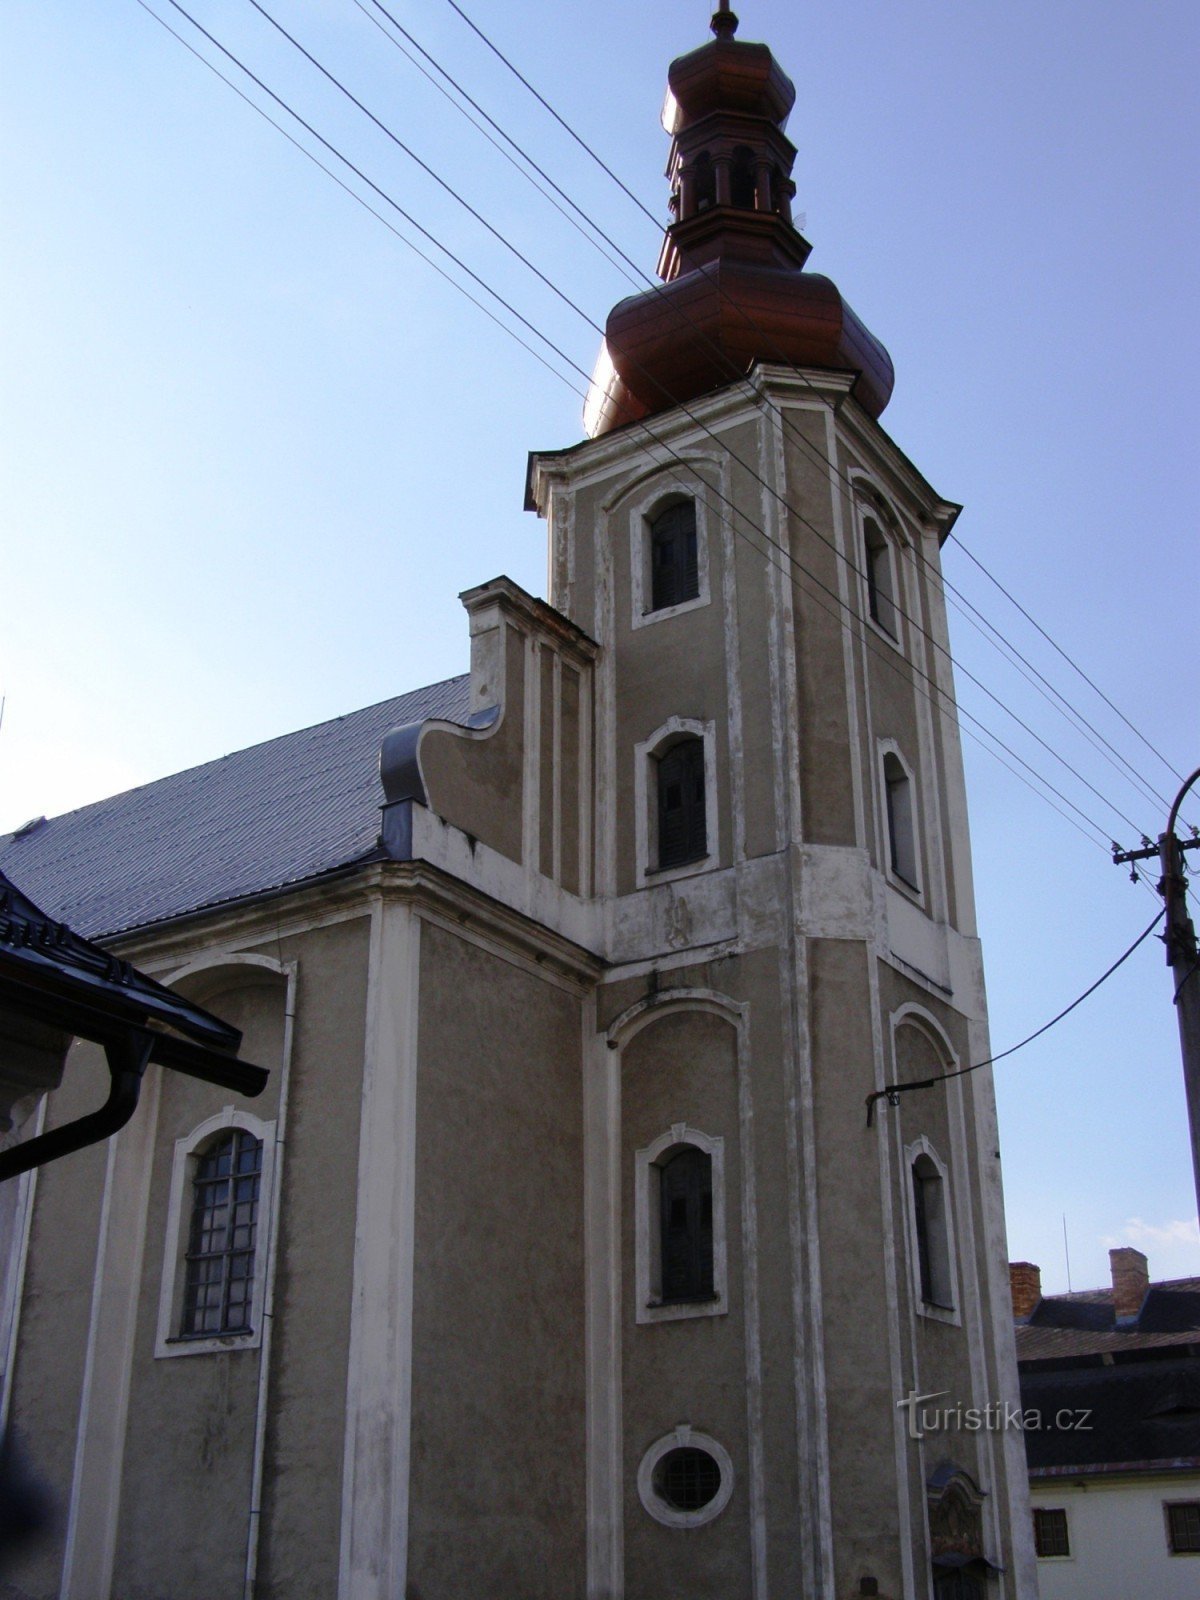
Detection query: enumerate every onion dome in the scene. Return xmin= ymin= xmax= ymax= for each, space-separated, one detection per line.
xmin=584 ymin=4 xmax=894 ymax=438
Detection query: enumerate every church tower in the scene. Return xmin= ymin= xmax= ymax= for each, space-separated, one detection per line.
xmin=0 ymin=9 xmax=1038 ymax=1600
xmin=526 ymin=7 xmax=1036 ymax=1596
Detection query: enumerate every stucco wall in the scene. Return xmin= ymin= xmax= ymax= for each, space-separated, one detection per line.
xmin=1031 ymin=1474 xmax=1200 ymax=1600
xmin=406 ymin=920 xmax=587 ymax=1597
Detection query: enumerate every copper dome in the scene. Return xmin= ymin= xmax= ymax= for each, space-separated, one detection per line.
xmin=585 ymin=7 xmax=894 ymax=437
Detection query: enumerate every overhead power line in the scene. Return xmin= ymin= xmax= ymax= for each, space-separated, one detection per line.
xmin=218 ymin=0 xmax=1159 ymax=846
xmin=135 ymin=0 xmax=1160 ymax=889
xmin=865 ymin=908 xmax=1167 ymax=1125
xmin=432 ymin=0 xmax=1186 ymax=828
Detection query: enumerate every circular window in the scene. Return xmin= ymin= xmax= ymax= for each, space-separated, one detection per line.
xmin=654 ymin=1447 xmax=721 ymax=1512
xmin=638 ymin=1429 xmax=734 ymax=1528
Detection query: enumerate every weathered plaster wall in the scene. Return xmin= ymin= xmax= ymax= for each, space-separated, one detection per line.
xmin=406 ymin=920 xmax=588 ymax=1597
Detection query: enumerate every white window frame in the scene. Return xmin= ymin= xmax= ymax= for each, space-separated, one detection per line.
xmin=155 ymin=1105 xmax=277 ymax=1359
xmin=637 ymin=1425 xmax=735 ymax=1529
xmin=634 ymin=716 xmax=719 ymax=888
xmin=879 ymin=740 xmax=922 ymax=897
xmin=635 ymin=1122 xmax=727 ymax=1325
xmin=904 ymin=1135 xmax=960 ymax=1325
xmin=629 ymin=485 xmax=711 ymax=628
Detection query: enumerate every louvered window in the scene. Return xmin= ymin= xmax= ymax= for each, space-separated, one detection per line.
xmin=650 ymin=501 xmax=699 ymax=611
xmin=884 ymin=752 xmax=918 ymax=889
xmin=864 ymin=515 xmax=897 ymax=638
xmin=660 ymin=1146 xmax=714 ymax=1303
xmin=182 ymin=1130 xmax=262 ymax=1337
xmin=656 ymin=737 xmax=707 ymax=869
xmin=912 ymin=1154 xmax=952 ymax=1310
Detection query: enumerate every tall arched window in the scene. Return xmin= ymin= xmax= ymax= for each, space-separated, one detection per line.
xmin=182 ymin=1128 xmax=263 ymax=1337
xmin=657 ymin=737 xmax=707 ymax=869
xmin=635 ymin=1120 xmax=728 ymax=1324
xmin=649 ymin=499 xmax=699 ymax=611
xmin=912 ymin=1152 xmax=952 ymax=1310
xmin=659 ymin=1146 xmax=714 ymax=1302
xmin=883 ymin=751 xmax=919 ymax=890
xmin=863 ymin=515 xmax=897 ymax=638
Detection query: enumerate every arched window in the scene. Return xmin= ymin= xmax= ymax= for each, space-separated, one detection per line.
xmin=635 ymin=1121 xmax=728 ymax=1324
xmin=659 ymin=1145 xmax=714 ymax=1302
xmin=657 ymin=737 xmax=707 ymax=869
xmin=730 ymin=146 xmax=756 ymax=210
xmin=692 ymin=152 xmax=716 ymax=212
xmin=649 ymin=499 xmax=699 ymax=611
xmin=912 ymin=1152 xmax=952 ymax=1310
xmin=863 ymin=515 xmax=897 ymax=638
xmin=182 ymin=1128 xmax=263 ymax=1337
xmin=883 ymin=751 xmax=919 ymax=890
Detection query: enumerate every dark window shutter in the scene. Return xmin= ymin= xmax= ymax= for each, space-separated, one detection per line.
xmin=660 ymin=1147 xmax=714 ymax=1302
xmin=650 ymin=501 xmax=700 ymax=611
xmin=657 ymin=738 xmax=706 ymax=869
xmin=912 ymin=1162 xmax=933 ymax=1304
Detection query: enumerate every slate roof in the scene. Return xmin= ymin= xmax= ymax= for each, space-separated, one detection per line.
xmin=0 ymin=676 xmax=470 ymax=942
xmin=1017 ymin=1279 xmax=1200 ymax=1362
xmin=1022 ymin=1357 xmax=1200 ymax=1475
xmin=1017 ymin=1276 xmax=1200 ymax=1475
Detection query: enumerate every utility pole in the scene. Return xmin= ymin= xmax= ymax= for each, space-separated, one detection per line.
xmin=1113 ymin=766 xmax=1200 ymax=1220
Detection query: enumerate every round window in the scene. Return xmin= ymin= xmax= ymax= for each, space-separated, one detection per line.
xmin=654 ymin=1446 xmax=721 ymax=1512
xmin=637 ymin=1429 xmax=734 ymax=1528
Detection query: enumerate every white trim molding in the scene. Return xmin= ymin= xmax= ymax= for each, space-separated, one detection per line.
xmin=634 ymin=1122 xmax=728 ymax=1325
xmin=637 ymin=1425 xmax=735 ymax=1530
xmin=154 ymin=1105 xmax=278 ymax=1359
xmin=634 ymin=716 xmax=720 ymax=888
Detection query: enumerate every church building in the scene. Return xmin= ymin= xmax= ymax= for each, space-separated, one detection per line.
xmin=0 ymin=8 xmax=1036 ymax=1598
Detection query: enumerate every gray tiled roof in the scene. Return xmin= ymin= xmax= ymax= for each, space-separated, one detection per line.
xmin=0 ymin=676 xmax=470 ymax=942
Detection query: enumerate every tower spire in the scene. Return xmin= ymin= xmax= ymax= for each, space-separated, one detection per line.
xmin=710 ymin=0 xmax=738 ymax=40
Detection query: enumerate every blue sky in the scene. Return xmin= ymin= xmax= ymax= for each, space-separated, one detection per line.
xmin=3 ymin=0 xmax=1197 ymax=1292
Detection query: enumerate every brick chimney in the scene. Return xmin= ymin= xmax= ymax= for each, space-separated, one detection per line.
xmin=1110 ymin=1246 xmax=1149 ymax=1322
xmin=1009 ymin=1261 xmax=1042 ymax=1319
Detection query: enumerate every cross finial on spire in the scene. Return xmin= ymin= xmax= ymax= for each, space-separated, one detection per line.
xmin=710 ymin=0 xmax=738 ymax=40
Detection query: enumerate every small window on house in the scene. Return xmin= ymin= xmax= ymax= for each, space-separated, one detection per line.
xmin=730 ymin=146 xmax=756 ymax=210
xmin=912 ymin=1153 xmax=952 ymax=1310
xmin=864 ymin=516 xmax=897 ymax=638
xmin=1033 ymin=1507 xmax=1070 ymax=1558
xmin=182 ymin=1129 xmax=262 ymax=1337
xmin=1167 ymin=1501 xmax=1200 ymax=1553
xmin=659 ymin=1146 xmax=715 ymax=1303
xmin=883 ymin=752 xmax=919 ymax=890
xmin=657 ymin=737 xmax=707 ymax=869
xmin=649 ymin=499 xmax=699 ymax=611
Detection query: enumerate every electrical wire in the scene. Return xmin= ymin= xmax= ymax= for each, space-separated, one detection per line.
xmin=223 ymin=0 xmax=1162 ymax=846
xmin=432 ymin=0 xmax=1188 ymax=829
xmin=132 ymin=1 xmax=582 ymax=398
xmin=865 ymin=908 xmax=1167 ymax=1125
xmin=136 ymin=0 xmax=1161 ymax=891
xmin=948 ymin=533 xmax=1188 ymax=790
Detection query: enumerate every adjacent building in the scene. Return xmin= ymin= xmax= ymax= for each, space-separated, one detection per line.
xmin=0 ymin=11 xmax=1035 ymax=1598
xmin=1014 ymin=1249 xmax=1200 ymax=1600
